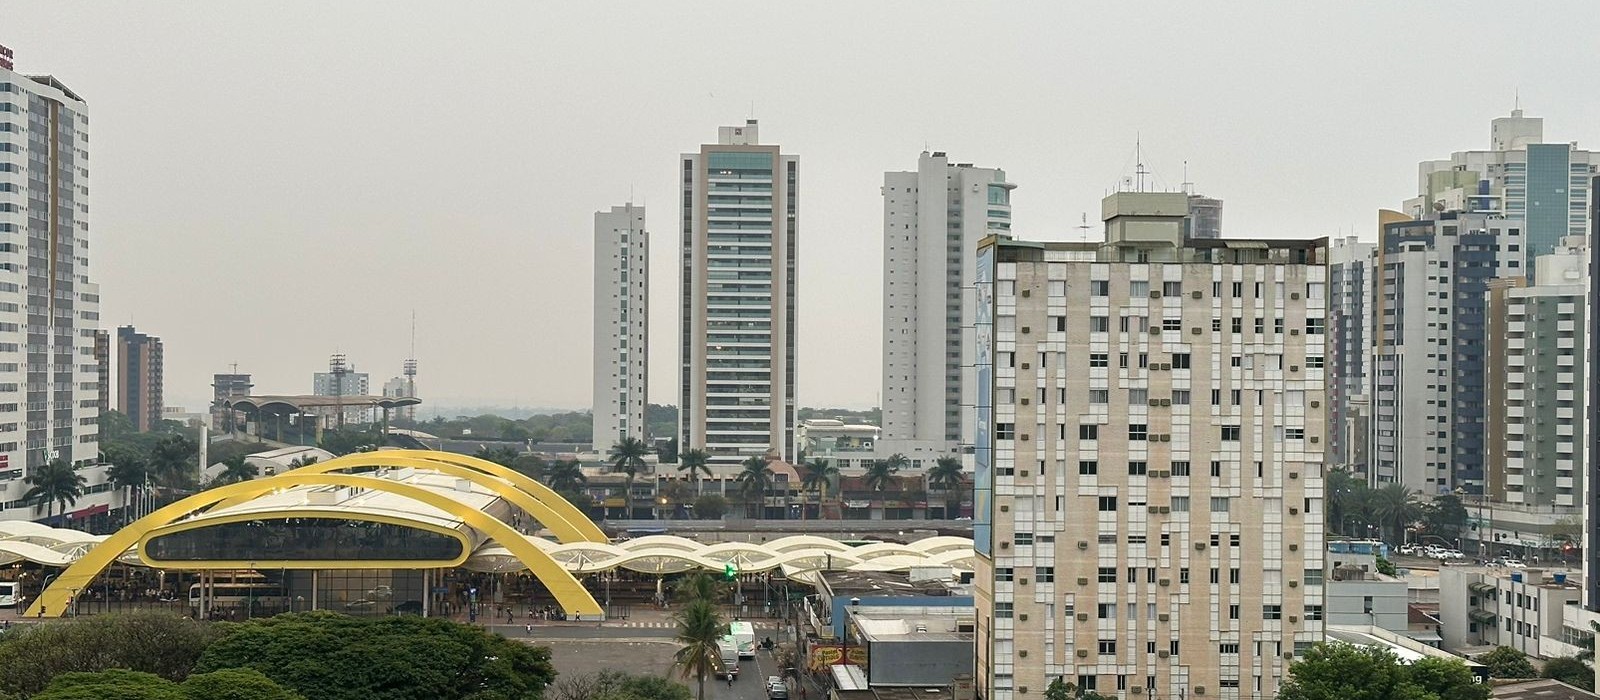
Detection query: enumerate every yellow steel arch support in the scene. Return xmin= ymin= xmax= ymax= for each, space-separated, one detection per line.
xmin=394 ymin=450 xmax=608 ymax=543
xmin=24 ymin=473 xmax=604 ymax=619
xmin=208 ymin=454 xmax=597 ymax=544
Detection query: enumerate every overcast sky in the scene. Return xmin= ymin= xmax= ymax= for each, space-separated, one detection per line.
xmin=6 ymin=2 xmax=1598 ymax=412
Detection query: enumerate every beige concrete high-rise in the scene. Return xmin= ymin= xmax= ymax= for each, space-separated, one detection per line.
xmin=679 ymin=121 xmax=798 ymax=465
xmin=592 ymin=203 xmax=649 ymax=453
xmin=972 ymin=192 xmax=1327 ymax=700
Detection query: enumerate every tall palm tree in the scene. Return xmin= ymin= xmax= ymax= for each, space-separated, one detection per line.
xmin=678 ymin=449 xmax=712 ymax=496
xmin=733 ymin=456 xmax=772 ymax=519
xmin=673 ymin=599 xmax=730 ymax=700
xmin=927 ymin=456 xmax=966 ymax=519
xmin=147 ymin=434 xmax=198 ymax=490
xmin=674 ymin=571 xmax=724 ymax=605
xmin=864 ymin=457 xmax=901 ymax=494
xmin=210 ymin=456 xmax=259 ymax=487
xmin=23 ymin=459 xmax=86 ymax=521
xmin=608 ymin=437 xmax=651 ymax=519
xmin=545 ymin=459 xmax=587 ymax=495
xmin=1371 ymin=483 xmax=1421 ymax=544
xmin=286 ymin=454 xmax=320 ymax=469
xmin=104 ymin=450 xmax=148 ymax=526
xmin=800 ymin=458 xmax=839 ymax=522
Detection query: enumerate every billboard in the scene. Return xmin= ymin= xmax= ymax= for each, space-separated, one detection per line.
xmin=972 ymin=245 xmax=994 ymax=558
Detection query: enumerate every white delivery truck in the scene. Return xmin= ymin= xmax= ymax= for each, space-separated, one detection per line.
xmin=729 ymin=621 xmax=756 ymax=658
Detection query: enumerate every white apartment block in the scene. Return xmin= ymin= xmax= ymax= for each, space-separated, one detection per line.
xmin=1326 ymin=236 xmax=1373 ymax=479
xmin=679 ymin=121 xmax=798 ymax=465
xmin=0 ymin=60 xmax=100 ymax=478
xmin=974 ymin=192 xmax=1326 ymax=700
xmin=1411 ymin=110 xmax=1597 ymax=279
xmin=881 ymin=152 xmax=1013 ymax=459
xmin=1370 ymin=211 xmax=1520 ymax=495
xmin=1487 ymin=244 xmax=1586 ymax=507
xmin=592 ymin=203 xmax=649 ymax=452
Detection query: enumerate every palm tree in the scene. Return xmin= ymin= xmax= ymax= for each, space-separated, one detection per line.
xmin=607 ymin=437 xmax=651 ymax=519
xmin=1326 ymin=467 xmax=1361 ymax=535
xmin=1371 ymin=483 xmax=1421 ymax=544
xmin=800 ymin=458 xmax=839 ymax=521
xmin=927 ymin=456 xmax=966 ymax=519
xmin=733 ymin=456 xmax=772 ymax=519
xmin=677 ymin=449 xmax=712 ymax=496
xmin=210 ymin=456 xmax=259 ymax=487
xmin=674 ymin=571 xmax=724 ymax=605
xmin=147 ymin=434 xmax=198 ymax=490
xmin=545 ymin=459 xmax=587 ymax=495
xmin=864 ymin=457 xmax=901 ymax=494
xmin=104 ymin=450 xmax=149 ymax=525
xmin=673 ymin=598 xmax=730 ymax=700
xmin=23 ymin=459 xmax=86 ymax=521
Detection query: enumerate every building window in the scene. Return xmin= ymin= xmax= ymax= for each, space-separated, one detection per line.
xmin=1090 ymin=353 xmax=1109 ymax=368
xmin=1307 ymin=318 xmax=1325 ymax=335
xmin=995 ymin=602 xmax=1013 ymax=619
xmin=1171 ymin=461 xmax=1191 ymax=476
xmin=1305 ymin=605 xmax=1323 ymax=621
xmin=1129 ymin=461 xmax=1147 ymax=476
xmin=1015 ymin=533 xmax=1033 ymax=546
xmin=1079 ymin=424 xmax=1099 ymax=440
xmin=1264 ymin=605 xmax=1282 ymax=620
xmin=1036 ymin=567 xmax=1054 ymax=583
xmin=996 ymin=567 xmax=1013 ymax=582
xmin=1163 ymin=281 xmax=1182 ymax=296
xmin=1220 ymin=643 xmax=1240 ymax=654
xmin=1098 ymin=603 xmax=1116 ymax=619
xmin=1099 ymin=640 xmax=1117 ymax=655
xmin=1179 ymin=568 xmax=1189 ymax=584
xmin=1220 ymin=426 xmax=1241 ymax=441
xmin=1091 ymin=280 xmax=1109 ymax=297
xmin=1170 ymin=496 xmax=1190 ymax=512
xmin=1228 ymin=605 xmax=1240 ymax=619
xmin=1172 ymin=390 xmax=1190 ymax=405
xmin=1098 ymin=567 xmax=1117 ymax=583
xmin=1171 ymin=353 xmax=1191 ymax=369
xmin=1089 ymin=389 xmax=1109 ymax=404
xmin=1210 ymin=497 xmax=1231 ymax=512
xmin=1129 ymin=424 xmax=1147 ymax=441
xmin=1307 ymin=356 xmax=1325 ymax=369
xmin=997 ymin=423 xmax=1015 ymax=440
xmin=1080 ymin=460 xmax=1098 ymax=475
xmin=1091 ymin=316 xmax=1110 ymax=332
xmin=1286 ymin=428 xmax=1305 ymax=440
xmin=1098 ymin=496 xmax=1118 ymax=511
xmin=1162 ymin=318 xmax=1181 ymax=331
xmin=1211 ymin=460 xmax=1223 ymax=477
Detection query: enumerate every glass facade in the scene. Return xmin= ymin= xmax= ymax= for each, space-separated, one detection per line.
xmin=145 ymin=518 xmax=465 ymax=563
xmin=1526 ymin=144 xmax=1571 ymax=272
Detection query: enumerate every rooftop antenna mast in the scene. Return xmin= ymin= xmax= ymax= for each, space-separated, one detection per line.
xmin=1182 ymin=160 xmax=1193 ymax=195
xmin=329 ymin=353 xmax=349 ymax=429
xmin=404 ymin=312 xmax=418 ymax=406
xmin=1135 ymin=133 xmax=1150 ymax=193
xmin=1075 ymin=213 xmax=1093 ymax=242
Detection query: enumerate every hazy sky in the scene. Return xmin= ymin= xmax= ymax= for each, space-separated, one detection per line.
xmin=6 ymin=2 xmax=1598 ymax=412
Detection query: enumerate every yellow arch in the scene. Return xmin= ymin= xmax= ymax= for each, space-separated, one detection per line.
xmin=25 ymin=472 xmax=603 ymax=619
xmin=210 ymin=453 xmax=601 ymax=545
xmin=391 ymin=450 xmax=609 ymax=543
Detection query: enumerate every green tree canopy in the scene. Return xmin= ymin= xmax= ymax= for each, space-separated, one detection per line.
xmin=192 ymin=612 xmax=556 ymax=700
xmin=178 ymin=668 xmax=305 ymax=700
xmin=693 ymin=494 xmax=728 ymax=520
xmin=1540 ymin=657 xmax=1594 ymax=691
xmin=31 ymin=669 xmax=187 ymax=700
xmin=1279 ymin=642 xmax=1431 ymax=700
xmin=1406 ymin=656 xmax=1490 ymax=700
xmin=552 ymin=671 xmax=693 ymax=700
xmin=1477 ymin=646 xmax=1537 ymax=679
xmin=0 ymin=613 xmax=224 ymax=697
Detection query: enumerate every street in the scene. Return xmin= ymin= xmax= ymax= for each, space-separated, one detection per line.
xmin=541 ymin=639 xmax=793 ymax=700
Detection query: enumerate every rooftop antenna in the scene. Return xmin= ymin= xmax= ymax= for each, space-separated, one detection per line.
xmin=329 ymin=353 xmax=350 ymax=429
xmin=404 ymin=312 xmax=418 ymax=404
xmin=1075 ymin=212 xmax=1093 ymax=242
xmin=1134 ymin=133 xmax=1149 ymax=193
xmin=1182 ymin=160 xmax=1193 ymax=195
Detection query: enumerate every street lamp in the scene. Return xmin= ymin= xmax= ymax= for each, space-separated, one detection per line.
xmin=843 ymin=597 xmax=860 ymax=667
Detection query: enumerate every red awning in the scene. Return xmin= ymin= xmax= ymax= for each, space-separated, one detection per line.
xmin=69 ymin=504 xmax=108 ymax=520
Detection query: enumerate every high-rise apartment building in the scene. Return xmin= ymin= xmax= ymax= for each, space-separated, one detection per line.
xmin=973 ymin=192 xmax=1326 ymax=700
xmin=1370 ymin=211 xmax=1520 ymax=494
xmin=312 ymin=368 xmax=369 ymax=396
xmin=93 ymin=330 xmax=110 ymax=411
xmin=593 ymin=203 xmax=649 ymax=452
xmin=0 ymin=51 xmax=101 ymax=474
xmin=115 ymin=326 xmax=163 ymax=433
xmin=1183 ymin=194 xmax=1223 ymax=240
xmin=679 ymin=121 xmax=798 ymax=464
xmin=1584 ymin=175 xmax=1599 ymax=610
xmin=1412 ymin=110 xmax=1597 ymax=278
xmin=1484 ymin=243 xmax=1586 ymax=507
xmin=1326 ymin=237 xmax=1374 ymax=478
xmin=211 ymin=372 xmax=252 ymax=432
xmin=881 ymin=152 xmax=1013 ymax=456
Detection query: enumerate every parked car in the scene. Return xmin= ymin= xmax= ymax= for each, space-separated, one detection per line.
xmin=1500 ymin=559 xmax=1527 ymax=568
xmin=766 ymin=677 xmax=788 ymax=700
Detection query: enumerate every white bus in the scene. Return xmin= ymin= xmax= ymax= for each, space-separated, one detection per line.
xmin=0 ymin=581 xmax=18 ymax=608
xmin=729 ymin=621 xmax=756 ymax=658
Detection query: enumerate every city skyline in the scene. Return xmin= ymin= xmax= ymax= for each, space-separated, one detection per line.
xmin=5 ymin=2 xmax=1599 ymax=412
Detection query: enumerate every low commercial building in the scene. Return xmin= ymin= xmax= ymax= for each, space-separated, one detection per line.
xmin=849 ymin=613 xmax=975 ymax=688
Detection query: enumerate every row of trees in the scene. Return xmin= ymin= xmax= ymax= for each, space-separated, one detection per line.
xmin=1325 ymin=468 xmax=1470 ymax=545
xmin=667 ymin=444 xmax=968 ymax=520
xmin=0 ymin=611 xmax=557 ymax=700
xmin=18 ymin=410 xmax=203 ymax=523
